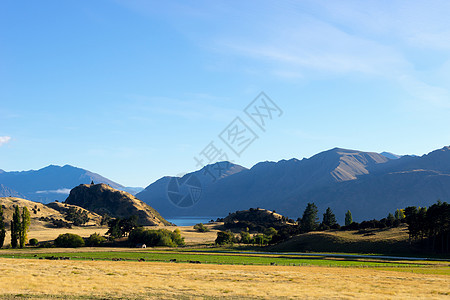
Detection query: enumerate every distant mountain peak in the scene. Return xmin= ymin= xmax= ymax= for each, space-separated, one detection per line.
xmin=380 ymin=152 xmax=402 ymax=160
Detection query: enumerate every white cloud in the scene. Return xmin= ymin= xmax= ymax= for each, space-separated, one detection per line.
xmin=0 ymin=136 xmax=11 ymax=146
xmin=35 ymin=188 xmax=71 ymax=195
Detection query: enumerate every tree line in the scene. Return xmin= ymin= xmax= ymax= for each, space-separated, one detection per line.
xmin=404 ymin=200 xmax=449 ymax=253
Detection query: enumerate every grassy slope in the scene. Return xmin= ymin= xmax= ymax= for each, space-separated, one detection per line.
xmin=269 ymin=225 xmax=412 ymax=254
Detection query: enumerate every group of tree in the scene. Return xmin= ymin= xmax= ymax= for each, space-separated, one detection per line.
xmin=215 ymin=227 xmax=280 ymax=246
xmin=10 ymin=206 xmax=31 ymax=248
xmin=403 ymin=200 xmax=450 ymax=253
xmin=106 ymin=216 xmax=139 ymax=239
xmin=128 ymin=228 xmax=184 ymax=247
xmin=0 ymin=206 xmax=6 ymax=248
xmin=65 ymin=207 xmax=89 ymax=226
xmin=298 ymin=203 xmax=340 ymax=233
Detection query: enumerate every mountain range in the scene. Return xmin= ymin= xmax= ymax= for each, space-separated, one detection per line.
xmin=136 ymin=146 xmax=450 ymax=222
xmin=2 ymin=146 xmax=449 ymax=223
xmin=0 ymin=165 xmax=143 ymax=203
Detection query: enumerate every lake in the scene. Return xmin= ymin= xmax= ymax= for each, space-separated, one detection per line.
xmin=166 ymin=216 xmax=219 ymax=227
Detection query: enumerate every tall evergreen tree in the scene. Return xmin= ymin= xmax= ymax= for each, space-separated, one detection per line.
xmin=11 ymin=206 xmax=21 ymax=248
xmin=300 ymin=203 xmax=319 ymax=232
xmin=322 ymin=207 xmax=337 ymax=227
xmin=345 ymin=210 xmax=353 ymax=226
xmin=0 ymin=206 xmax=6 ymax=248
xmin=19 ymin=207 xmax=30 ymax=248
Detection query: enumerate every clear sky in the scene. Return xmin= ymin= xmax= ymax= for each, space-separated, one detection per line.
xmin=1 ymin=0 xmax=450 ymax=187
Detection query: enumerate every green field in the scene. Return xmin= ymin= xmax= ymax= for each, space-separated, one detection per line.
xmin=1 ymin=248 xmax=449 ymax=274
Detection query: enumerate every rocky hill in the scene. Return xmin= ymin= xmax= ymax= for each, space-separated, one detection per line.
xmin=65 ymin=184 xmax=171 ymax=226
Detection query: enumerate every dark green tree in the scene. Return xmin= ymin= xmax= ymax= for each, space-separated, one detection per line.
xmin=345 ymin=210 xmax=353 ymax=226
xmin=386 ymin=213 xmax=395 ymax=227
xmin=0 ymin=206 xmax=6 ymax=248
xmin=239 ymin=231 xmax=251 ymax=244
xmin=322 ymin=207 xmax=337 ymax=228
xmin=300 ymin=203 xmax=319 ymax=232
xmin=10 ymin=206 xmax=21 ymax=248
xmin=54 ymin=233 xmax=85 ymax=247
xmin=19 ymin=207 xmax=30 ymax=248
xmin=215 ymin=231 xmax=235 ymax=245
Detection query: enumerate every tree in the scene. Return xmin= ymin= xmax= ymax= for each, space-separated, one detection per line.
xmin=386 ymin=213 xmax=395 ymax=227
xmin=106 ymin=216 xmax=139 ymax=239
xmin=239 ymin=231 xmax=251 ymax=244
xmin=85 ymin=233 xmax=106 ymax=247
xmin=193 ymin=223 xmax=210 ymax=232
xmin=215 ymin=231 xmax=235 ymax=245
xmin=19 ymin=207 xmax=30 ymax=248
xmin=54 ymin=233 xmax=85 ymax=247
xmin=0 ymin=206 xmax=6 ymax=248
xmin=395 ymin=209 xmax=405 ymax=221
xmin=345 ymin=210 xmax=353 ymax=226
xmin=300 ymin=203 xmax=319 ymax=232
xmin=10 ymin=206 xmax=21 ymax=248
xmin=322 ymin=207 xmax=337 ymax=228
xmin=29 ymin=238 xmax=39 ymax=246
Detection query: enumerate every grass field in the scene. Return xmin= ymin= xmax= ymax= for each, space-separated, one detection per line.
xmin=0 ymin=258 xmax=448 ymax=299
xmin=1 ymin=224 xmax=449 ymax=298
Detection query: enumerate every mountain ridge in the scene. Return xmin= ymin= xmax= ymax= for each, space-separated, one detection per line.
xmin=136 ymin=146 xmax=450 ymax=222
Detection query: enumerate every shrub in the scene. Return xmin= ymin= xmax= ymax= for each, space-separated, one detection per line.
xmin=193 ymin=223 xmax=210 ymax=232
xmin=29 ymin=238 xmax=39 ymax=246
xmin=54 ymin=233 xmax=85 ymax=248
xmin=85 ymin=233 xmax=106 ymax=247
xmin=128 ymin=228 xmax=185 ymax=247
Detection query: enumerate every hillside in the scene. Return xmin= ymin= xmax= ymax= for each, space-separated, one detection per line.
xmin=0 ymin=197 xmax=65 ymax=224
xmin=65 ymin=184 xmax=171 ymax=226
xmin=269 ymin=226 xmax=411 ymax=254
xmin=136 ymin=146 xmax=450 ymax=222
xmin=0 ymin=197 xmax=102 ymax=228
xmin=46 ymin=201 xmax=102 ymax=225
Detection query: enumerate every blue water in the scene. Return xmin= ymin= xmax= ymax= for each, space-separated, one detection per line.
xmin=166 ymin=216 xmax=219 ymax=226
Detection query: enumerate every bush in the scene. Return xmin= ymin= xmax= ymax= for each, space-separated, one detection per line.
xmin=193 ymin=223 xmax=210 ymax=232
xmin=85 ymin=233 xmax=106 ymax=247
xmin=128 ymin=228 xmax=185 ymax=247
xmin=29 ymin=238 xmax=39 ymax=246
xmin=54 ymin=233 xmax=85 ymax=248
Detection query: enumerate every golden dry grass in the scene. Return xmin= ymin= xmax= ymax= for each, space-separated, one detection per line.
xmin=0 ymin=258 xmax=448 ymax=299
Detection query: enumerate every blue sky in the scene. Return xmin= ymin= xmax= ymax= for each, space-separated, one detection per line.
xmin=1 ymin=0 xmax=450 ymax=187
